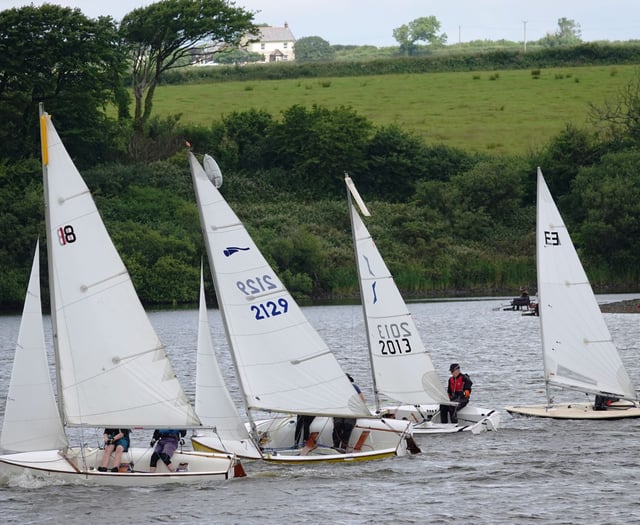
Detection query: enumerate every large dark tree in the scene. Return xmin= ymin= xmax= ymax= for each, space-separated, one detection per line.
xmin=0 ymin=4 xmax=129 ymax=165
xmin=119 ymin=0 xmax=257 ymax=133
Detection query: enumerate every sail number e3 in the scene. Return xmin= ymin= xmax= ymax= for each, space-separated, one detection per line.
xmin=57 ymin=225 xmax=77 ymax=245
xmin=544 ymin=231 xmax=560 ymax=246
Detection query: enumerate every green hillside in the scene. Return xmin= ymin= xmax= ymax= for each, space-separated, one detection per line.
xmin=151 ymin=64 xmax=638 ymax=155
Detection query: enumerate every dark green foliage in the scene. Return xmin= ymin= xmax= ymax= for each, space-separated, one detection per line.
xmin=294 ymin=36 xmax=336 ymax=63
xmin=0 ymin=4 xmax=129 ymax=166
xmin=572 ymin=150 xmax=640 ymax=282
xmin=265 ymin=105 xmax=373 ymax=197
xmin=537 ymin=123 xmax=602 ymax=203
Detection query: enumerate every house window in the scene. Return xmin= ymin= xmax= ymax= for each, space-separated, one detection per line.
xmin=283 ymin=42 xmax=288 ymax=48
xmin=261 ymin=43 xmax=265 ymax=50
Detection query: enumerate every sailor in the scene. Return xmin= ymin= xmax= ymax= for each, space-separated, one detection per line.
xmin=440 ymin=364 xmax=473 ymax=424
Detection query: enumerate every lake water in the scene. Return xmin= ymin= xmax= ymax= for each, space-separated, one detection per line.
xmin=1 ymin=296 xmax=640 ymax=524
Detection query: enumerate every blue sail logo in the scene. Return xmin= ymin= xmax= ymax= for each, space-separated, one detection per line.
xmin=363 ymin=254 xmax=378 ymax=303
xmin=224 ymin=246 xmax=250 ymax=257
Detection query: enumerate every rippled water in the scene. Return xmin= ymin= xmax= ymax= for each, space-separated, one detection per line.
xmin=1 ymin=297 xmax=640 ymax=524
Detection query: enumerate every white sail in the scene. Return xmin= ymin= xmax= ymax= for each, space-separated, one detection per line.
xmin=347 ymin=179 xmax=449 ymax=406
xmin=1 ymin=241 xmax=67 ymax=452
xmin=42 ymin=114 xmax=200 ymax=428
xmin=189 ymin=152 xmax=370 ymax=418
xmin=195 ymin=265 xmax=259 ymax=452
xmin=537 ymin=167 xmax=635 ymax=399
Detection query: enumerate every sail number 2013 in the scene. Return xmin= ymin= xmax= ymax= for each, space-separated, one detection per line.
xmin=377 ymin=322 xmax=412 ymax=355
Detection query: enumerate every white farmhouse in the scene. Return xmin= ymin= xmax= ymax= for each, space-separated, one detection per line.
xmin=244 ymin=22 xmax=296 ymax=63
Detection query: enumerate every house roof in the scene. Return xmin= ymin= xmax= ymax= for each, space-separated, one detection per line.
xmin=254 ymin=25 xmax=296 ymax=43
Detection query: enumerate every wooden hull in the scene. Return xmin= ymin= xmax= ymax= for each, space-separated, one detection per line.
xmin=0 ymin=447 xmax=241 ymax=486
xmin=505 ymin=401 xmax=640 ymax=420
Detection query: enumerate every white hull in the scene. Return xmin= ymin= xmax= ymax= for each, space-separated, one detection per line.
xmin=505 ymin=401 xmax=640 ymax=420
xmin=193 ymin=416 xmax=416 ymax=462
xmin=0 ymin=446 xmax=241 ymax=486
xmin=380 ymin=404 xmax=501 ymax=434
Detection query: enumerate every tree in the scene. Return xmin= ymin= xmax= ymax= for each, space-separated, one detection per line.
xmin=0 ymin=4 xmax=129 ymax=164
xmin=540 ymin=17 xmax=582 ymax=47
xmin=392 ymin=16 xmax=447 ymax=56
xmin=589 ymin=71 xmax=640 ymax=148
xmin=119 ymin=0 xmax=257 ymax=133
xmin=294 ymin=36 xmax=335 ymax=62
xmin=573 ymin=151 xmax=640 ymax=274
xmin=266 ymin=104 xmax=373 ymax=197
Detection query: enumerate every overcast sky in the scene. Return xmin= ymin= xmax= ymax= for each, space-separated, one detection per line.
xmin=1 ymin=0 xmax=638 ymax=46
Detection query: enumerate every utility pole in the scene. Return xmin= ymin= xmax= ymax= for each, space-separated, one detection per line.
xmin=523 ymin=20 xmax=527 ymax=53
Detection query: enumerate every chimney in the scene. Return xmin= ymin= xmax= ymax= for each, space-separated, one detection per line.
xmin=284 ymin=21 xmax=288 ymax=29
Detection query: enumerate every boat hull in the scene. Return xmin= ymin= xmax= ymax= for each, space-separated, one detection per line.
xmin=192 ymin=416 xmax=415 ymax=462
xmin=505 ymin=401 xmax=640 ymax=420
xmin=381 ymin=404 xmax=501 ymax=434
xmin=0 ymin=446 xmax=241 ymax=486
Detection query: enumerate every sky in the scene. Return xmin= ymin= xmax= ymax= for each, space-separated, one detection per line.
xmin=1 ymin=0 xmax=639 ymax=46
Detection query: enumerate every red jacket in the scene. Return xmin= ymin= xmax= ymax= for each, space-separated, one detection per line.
xmin=447 ymin=374 xmax=472 ymax=399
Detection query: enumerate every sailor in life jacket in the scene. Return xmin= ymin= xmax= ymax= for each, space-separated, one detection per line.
xmin=440 ymin=363 xmax=473 ymax=424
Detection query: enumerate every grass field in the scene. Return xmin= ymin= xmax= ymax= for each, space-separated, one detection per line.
xmin=151 ymin=64 xmax=639 ymax=155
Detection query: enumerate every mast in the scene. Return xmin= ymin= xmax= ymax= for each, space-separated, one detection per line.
xmin=537 ymin=168 xmax=552 ymax=406
xmin=39 ymin=103 xmax=66 ymax=428
xmin=345 ymin=175 xmax=381 ymax=411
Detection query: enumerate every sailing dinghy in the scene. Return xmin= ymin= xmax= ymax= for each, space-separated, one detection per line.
xmin=0 ymin=109 xmax=242 ymax=485
xmin=506 ymin=168 xmax=640 ymax=419
xmin=345 ymin=176 xmax=500 ymax=434
xmin=188 ymin=152 xmax=417 ymax=462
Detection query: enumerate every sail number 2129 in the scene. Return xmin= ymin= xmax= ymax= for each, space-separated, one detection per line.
xmin=377 ymin=322 xmax=412 ymax=355
xmin=251 ymin=298 xmax=289 ymax=320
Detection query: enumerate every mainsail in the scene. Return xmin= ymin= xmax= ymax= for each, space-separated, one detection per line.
xmin=189 ymin=152 xmax=370 ymax=418
xmin=346 ymin=176 xmax=449 ymax=407
xmin=42 ymin=113 xmax=200 ymax=428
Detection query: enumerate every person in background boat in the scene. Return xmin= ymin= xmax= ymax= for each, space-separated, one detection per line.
xmin=332 ymin=374 xmax=366 ymax=451
xmin=594 ymin=395 xmax=620 ymax=411
xmin=294 ymin=415 xmax=316 ymax=448
xmin=512 ymin=287 xmax=530 ymax=310
xmin=149 ymin=429 xmax=187 ymax=472
xmin=98 ymin=428 xmax=131 ymax=472
xmin=440 ymin=364 xmax=473 ymax=424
